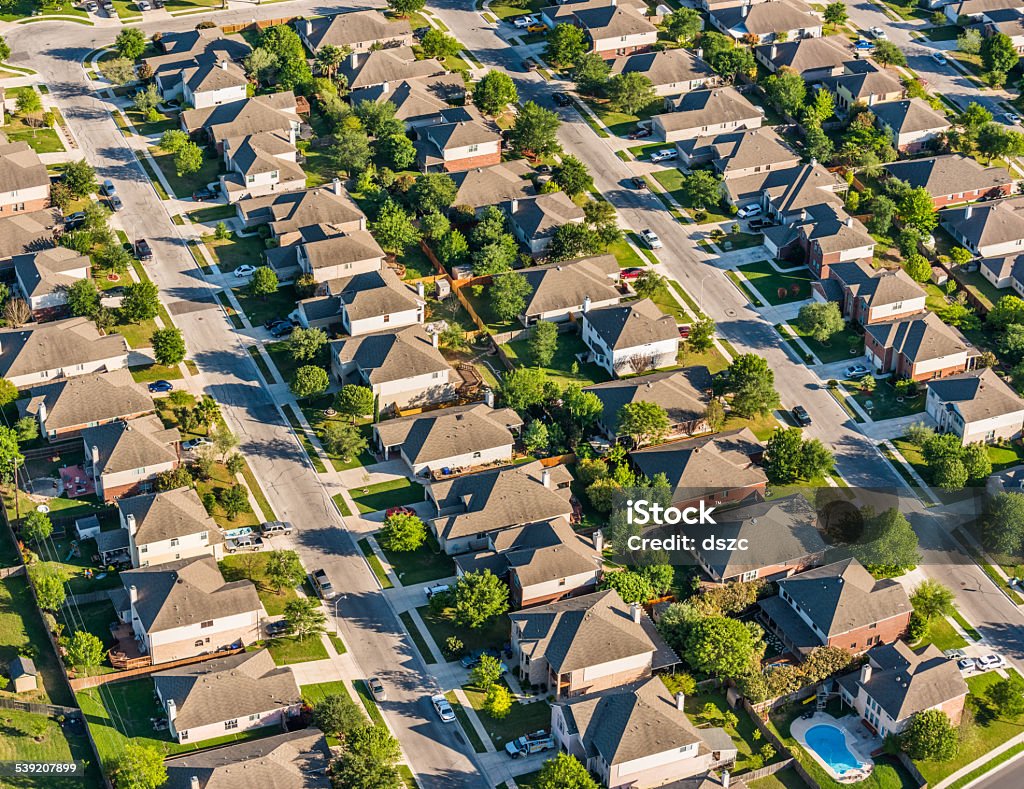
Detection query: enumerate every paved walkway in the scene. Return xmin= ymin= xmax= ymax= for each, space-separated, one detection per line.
xmin=859 ymin=413 xmax=934 ymax=441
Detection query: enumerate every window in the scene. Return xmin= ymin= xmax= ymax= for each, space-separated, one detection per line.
xmin=134 ymin=467 xmax=146 ymax=476
xmin=467 ymin=144 xmax=478 ymax=153
xmin=473 ymin=451 xmax=481 ymax=458
xmin=249 ymin=712 xmax=261 ymax=721
xmin=559 ymin=578 xmax=566 ymax=586
xmin=741 ymin=570 xmax=758 ymax=582
xmin=247 ymin=175 xmax=256 ymax=184
xmin=383 ymin=314 xmax=390 ymax=323
xmin=201 ymin=620 xmax=214 ymax=628
xmin=271 ymin=171 xmax=279 ymax=180
xmin=140 ymin=545 xmax=147 ymax=554
xmin=225 ymin=719 xmax=239 ymax=730
xmin=200 ymin=531 xmax=208 ymax=541
xmin=180 ymin=730 xmax=189 ymax=741
xmin=170 ymin=538 xmax=179 ymax=547
xmin=194 ymin=640 xmax=203 ymax=647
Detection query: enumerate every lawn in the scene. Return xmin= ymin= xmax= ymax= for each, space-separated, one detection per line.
xmin=379 ymin=532 xmax=455 ymax=587
xmin=128 ymin=362 xmax=183 ymax=384
xmin=445 ymin=690 xmax=487 ymax=752
xmin=115 ymin=316 xmax=158 ymax=349
xmin=748 ymin=767 xmax=811 ymax=789
xmin=850 ymin=380 xmax=927 ymax=421
xmin=193 ymin=460 xmax=261 ymax=530
xmin=584 ymin=96 xmax=662 ymax=137
xmin=927 ymin=24 xmax=962 ymax=41
xmin=1 ymin=116 xmax=64 ymax=155
xmin=188 ymin=204 xmax=237 ymax=224
xmin=683 ymin=687 xmax=777 ymax=775
xmin=0 ymin=574 xmax=72 ymax=706
xmin=36 ymin=529 xmax=125 ymax=595
xmin=219 ymin=552 xmax=300 ymax=616
xmin=737 ymin=260 xmax=814 ymax=305
xmin=723 ymin=411 xmax=784 ymax=442
xmin=358 ymin=537 xmax=393 ymax=589
xmin=650 ymin=167 xmax=732 ymax=224
xmin=677 ymin=344 xmax=730 ymax=374
xmin=0 ymin=0 xmax=86 ymax=20
xmin=299 ymin=398 xmax=376 ymax=472
xmin=232 ymin=283 xmax=297 ymax=329
xmin=150 ymin=148 xmax=221 ymax=199
xmin=0 ymin=708 xmax=100 ymax=788
xmin=417 ymin=605 xmax=508 ymax=654
xmin=463 ymin=288 xmax=519 ymax=335
xmin=918 ymin=615 xmax=968 ymax=652
xmin=125 ymin=108 xmax=179 ymax=138
xmin=984 ymin=441 xmax=1024 ymax=473
xmin=606 ymin=235 xmax=646 ymax=269
xmin=203 ymin=233 xmax=266 ymax=274
xmin=712 ymin=231 xmax=764 ymax=252
xmin=461 ymin=679 xmax=552 ymax=749
xmin=265 ymin=341 xmax=302 ymax=383
xmin=399 ymin=610 xmax=437 ymax=665
xmin=398 ymin=245 xmax=436 ymax=280
xmin=786 ymin=322 xmax=863 ymax=364
xmin=266 ymin=634 xmax=329 ymax=665
xmin=301 ymin=679 xmax=349 ymax=706
xmin=502 ymin=334 xmax=610 ymax=387
xmin=957 ymin=269 xmax=1004 ymax=311
xmin=283 ymin=404 xmax=328 ymax=474
xmin=349 ymin=478 xmax=425 ymax=514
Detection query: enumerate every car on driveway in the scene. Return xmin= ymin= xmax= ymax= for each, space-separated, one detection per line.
xmin=792 ymin=405 xmax=812 ymax=426
xmin=369 ymin=677 xmax=386 ymax=701
xmin=182 ymin=437 xmax=212 ymax=451
xmin=424 ymin=583 xmax=450 ymax=600
xmin=148 ymin=380 xmax=173 ymax=394
xmin=234 ymin=264 xmax=257 ymax=278
xmin=844 ymin=364 xmax=869 ymax=379
xmin=629 ymin=127 xmax=653 ymax=139
xmin=270 ymin=321 xmax=294 ymax=338
xmin=84 ymin=0 xmax=97 ymax=10
xmin=620 ymin=267 xmax=644 ymax=280
xmin=522 ymin=59 xmax=538 ymax=71
xmin=226 ymin=535 xmax=264 ymax=553
xmin=747 ymin=218 xmax=776 ymax=230
xmin=958 ymin=657 xmax=977 ymax=672
xmin=640 ymin=229 xmax=662 ymax=249
xmin=526 ymin=23 xmax=546 ymax=33
xmin=102 ymin=0 xmax=113 ymax=11
xmin=855 ymin=38 xmax=873 ymax=51
xmin=978 ymin=654 xmax=1005 ymax=670
xmin=134 ymin=239 xmax=152 ymax=261
xmin=553 ymin=92 xmax=572 ymax=107
xmin=931 ymin=51 xmax=947 ymax=66
xmin=649 ymin=149 xmax=677 ymax=163
xmin=266 ymin=619 xmax=290 ymax=637
xmin=513 ymin=15 xmax=538 ymax=28
xmin=137 ymin=0 xmax=150 ymax=9
xmin=944 ymin=648 xmax=967 ymax=661
xmin=192 ymin=185 xmax=218 ymax=201
xmin=630 ymin=176 xmax=647 ymax=190
xmin=64 ymin=211 xmax=86 ymax=230
xmin=460 ymin=649 xmax=505 ymax=669
xmin=312 ymin=568 xmax=336 ymax=600
xmin=152 ymin=0 xmax=163 ymax=6
xmin=737 ymin=203 xmax=762 ymax=218
xmin=870 ymin=26 xmax=887 ymax=39
xmin=431 ymin=694 xmax=455 ymax=723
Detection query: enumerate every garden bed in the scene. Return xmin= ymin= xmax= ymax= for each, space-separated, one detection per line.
xmin=736 ymin=261 xmax=814 ymax=305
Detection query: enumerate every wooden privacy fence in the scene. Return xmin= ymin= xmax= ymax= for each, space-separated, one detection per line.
xmin=0 ymin=696 xmax=81 ymax=719
xmin=69 ymin=648 xmax=245 ymax=690
xmin=220 ymin=17 xmax=295 ymax=34
xmin=742 ymin=699 xmax=819 ymax=789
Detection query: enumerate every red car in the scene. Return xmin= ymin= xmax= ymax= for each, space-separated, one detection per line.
xmin=620 ymin=268 xmax=644 ymax=280
xmin=678 ymin=324 xmax=691 ymax=339
xmin=386 ymin=506 xmax=415 ymax=518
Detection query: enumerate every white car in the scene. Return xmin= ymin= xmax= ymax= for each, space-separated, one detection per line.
xmin=844 ymin=364 xmax=869 ymax=379
xmin=931 ymin=51 xmax=947 ymax=66
xmin=978 ymin=654 xmax=1005 ymax=670
xmin=1005 ymin=112 xmax=1022 ymax=126
xmin=957 ymin=657 xmax=977 ymax=672
xmin=137 ymin=0 xmax=150 ymax=8
xmin=640 ymin=229 xmax=662 ymax=249
xmin=234 ymin=264 xmax=257 ymax=278
xmin=182 ymin=437 xmax=212 ymax=451
xmin=649 ymin=149 xmax=677 ymax=163
xmin=737 ymin=203 xmax=762 ymax=219
xmin=870 ymin=27 xmax=887 ymax=39
xmin=431 ymin=694 xmax=456 ymax=723
xmin=513 ymin=15 xmax=538 ymax=28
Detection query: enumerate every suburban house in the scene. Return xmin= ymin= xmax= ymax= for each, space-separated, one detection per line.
xmin=428 ymin=460 xmax=574 ymax=555
xmin=235 ymin=180 xmax=367 ymax=241
xmin=120 ymin=486 xmax=224 ymax=568
xmin=181 ymin=93 xmax=301 ymax=151
xmin=710 ymin=0 xmax=823 ymax=43
xmin=882 ymin=154 xmax=1014 ymax=207
xmin=609 ymin=48 xmax=717 ymax=96
xmin=19 ymin=369 xmax=153 ymax=441
xmin=980 ymin=252 xmax=1024 ymax=290
xmin=181 ymin=60 xmax=248 ymax=109
xmin=725 ymin=161 xmax=846 ymax=220
xmin=506 ymin=193 xmax=586 ymax=256
xmin=629 ymin=428 xmax=767 ymax=509
xmin=553 ymin=677 xmax=736 ymax=789
xmin=373 ymin=402 xmax=523 ymax=477
xmin=82 ymin=415 xmax=181 ymax=502
xmin=754 ymin=35 xmax=853 ymax=79
xmin=0 ymin=209 xmax=59 ymax=267
xmin=162 ymin=729 xmax=331 ymax=789
xmin=335 ymin=269 xmax=424 ymax=337
xmin=691 ymin=494 xmax=827 ymax=585
xmin=815 ymin=260 xmax=927 ymax=325
xmin=542 ymin=0 xmax=658 ymax=58
xmin=864 ymin=312 xmax=977 ymax=381
xmin=821 ymin=60 xmax=904 ymax=111
xmin=790 ymin=204 xmax=877 ymax=275
xmin=585 ymin=367 xmax=714 ymax=441
xmin=0 ymin=139 xmax=50 ymax=215
xmin=219 ymin=130 xmax=306 ymax=203
xmin=946 ymin=0 xmax=1023 ymax=22
xmin=872 ymin=98 xmax=951 ymax=154
xmin=450 ymin=160 xmax=535 ymax=214
xmin=758 ymin=557 xmax=913 ymax=659
xmin=455 ymin=519 xmax=600 ymax=608
xmin=509 ymin=588 xmax=678 ymax=699
xmin=678 ymin=126 xmax=800 ymax=179
xmin=13 ymin=247 xmax=91 ymax=320
xmin=518 ymin=254 xmax=621 ymax=325
xmin=941 ymin=198 xmax=1024 ymax=257
xmin=340 ymin=47 xmax=445 ymax=91
xmin=350 ymin=74 xmax=467 ymax=130
xmin=837 ymin=642 xmax=969 ymax=739
xmin=580 ymin=299 xmax=680 ymax=378
xmin=416 ymin=109 xmax=502 ymax=173
xmin=926 ymin=368 xmax=1024 ymax=445
xmin=329 ymin=325 xmax=454 ymax=411
xmin=0 ymin=317 xmax=129 ymax=389
xmin=154 ymin=649 xmax=302 ymax=744
xmin=118 ymin=556 xmax=261 ymax=665
xmin=295 ymin=10 xmax=413 ymax=54
xmin=296 ymin=227 xmax=385 ymax=284
xmin=652 ymin=87 xmax=763 ymax=143
xmin=145 ymin=28 xmax=251 ymax=103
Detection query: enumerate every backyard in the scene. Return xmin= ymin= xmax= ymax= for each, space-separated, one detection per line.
xmin=737 ymin=261 xmax=815 ymax=305
xmin=461 ymin=679 xmax=551 ymax=750
xmin=219 ymin=551 xmax=299 ymax=616
xmin=0 ymin=574 xmax=72 ymax=706
xmin=682 ymin=687 xmax=780 ymax=776
xmin=378 ymin=532 xmax=455 ymax=587
xmin=0 ymin=708 xmax=100 ymax=788
xmin=349 ymin=478 xmax=425 ymax=514
xmin=502 ymin=334 xmax=609 ymax=388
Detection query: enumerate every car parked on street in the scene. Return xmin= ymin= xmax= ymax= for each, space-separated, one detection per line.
xmin=792 ymin=405 xmax=812 ymax=426
xmin=931 ymin=51 xmax=947 ymax=66
xmin=640 ymin=228 xmax=662 ymax=249
xmin=134 ymin=239 xmax=152 ymax=261
xmin=312 ymin=569 xmax=336 ymax=600
xmin=630 ymin=176 xmax=647 ymax=190
xmin=1005 ymin=112 xmax=1022 ymax=126
xmin=108 ymin=195 xmax=123 ymax=212
xmin=870 ymin=26 xmax=886 ymax=38
xmin=431 ymin=694 xmax=455 ymax=723
xmin=553 ymin=92 xmax=572 ymax=107
xmin=148 ymin=380 xmax=173 ymax=394
xmin=101 ymin=179 xmax=116 ymax=196
xmin=369 ymin=677 xmax=386 ymax=701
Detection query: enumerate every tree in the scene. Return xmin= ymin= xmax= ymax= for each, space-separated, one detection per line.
xmin=190 ymin=395 xmax=220 ymax=435
xmin=764 ymin=428 xmax=807 ymax=485
xmin=284 ymin=597 xmax=328 ymax=640
xmin=900 ymin=186 xmax=938 ymax=233
xmin=989 ymin=294 xmax=1024 ymax=329
xmin=549 ymin=222 xmax=601 ymax=261
xmin=688 ymin=315 xmax=716 ymax=353
xmin=265 ymin=550 xmax=305 ymax=593
xmin=562 ymin=384 xmax=603 ymax=427
xmin=291 ymin=365 xmax=330 ymax=399
xmin=150 ymin=327 xmax=186 ymax=367
xmin=435 ymin=229 xmax=469 ymax=265
xmin=213 ymin=426 xmax=239 ymax=463
xmin=321 ymin=422 xmax=368 ymax=462
xmin=510 ymin=101 xmax=561 ymax=158
xmin=873 ymin=40 xmax=906 ymax=68
xmin=546 ymin=23 xmax=587 ymax=67
xmin=727 ymin=354 xmax=780 ymax=417
xmin=665 ymin=7 xmax=702 ymax=43
xmin=313 ymin=693 xmax=363 ymax=737
xmin=245 ymin=46 xmax=277 ymax=83
xmin=823 ymin=1 xmax=848 ymax=26
xmin=763 ymin=68 xmax=806 ymax=117
xmin=0 ymin=379 xmax=15 ymax=411
xmin=473 ymin=70 xmax=518 ymax=117
xmin=65 ymin=278 xmax=100 ymax=318
xmin=868 ymin=195 xmax=897 ymax=236
xmin=806 ymin=90 xmax=835 ymax=125
xmin=219 ymin=485 xmax=251 ymax=520
xmin=483 ymin=683 xmax=513 ymax=718
xmin=797 ymin=301 xmax=844 ymax=343
xmin=856 ymin=508 xmax=920 ymax=577
xmin=14 ymin=416 xmax=36 ymax=444
xmin=963 ymin=442 xmax=992 ymax=482
xmin=535 ymin=753 xmax=600 ymax=789
xmin=387 ymin=0 xmax=425 ymax=16
xmin=573 ymin=52 xmax=610 ymax=95
xmin=600 ymin=570 xmax=654 ymax=603
xmin=984 ymin=491 xmax=1024 ymax=554
xmin=618 ymin=401 xmax=669 ymax=448
xmin=112 ymin=743 xmax=167 ymax=789
xmin=335 ymin=385 xmax=374 ymax=422
xmin=289 ymin=327 xmax=328 ymax=362
xmin=333 ymin=127 xmax=372 ymax=175
xmin=530 ymin=320 xmax=559 ymax=367
xmin=22 ymin=509 xmax=53 ymax=544
xmin=553 ymin=155 xmax=593 ymax=197
xmin=118 ymin=280 xmax=158 ymax=325
xmin=66 ymin=630 xmax=104 ymax=668
xmin=379 ymin=512 xmax=427 ymax=552
xmin=685 ymin=616 xmax=764 ymax=679
xmin=260 ymin=25 xmax=311 ymax=90
xmin=115 ymin=27 xmax=147 ymax=60
xmin=471 ymin=655 xmax=506 ymax=689
xmin=500 ymin=367 xmax=548 ymax=411
xmin=132 ymin=83 xmax=161 ymax=116
xmin=174 ymin=141 xmax=203 ymax=178
xmin=988 ymin=674 xmax=1024 ymax=716
xmin=681 ymin=169 xmax=723 ymax=211
xmin=977 ymin=122 xmax=1024 ymax=159
xmin=28 ymin=564 xmax=64 ymax=611
xmin=0 ymin=36 xmax=9 ymax=63
xmin=522 ymin=420 xmax=549 ymax=453
xmin=334 ymin=724 xmax=403 ymax=789
xmin=99 ymin=56 xmax=137 ymax=86
xmin=409 ymin=173 xmax=458 ymax=215
xmin=159 ymin=128 xmax=189 ymax=154
xmin=378 ymin=133 xmax=416 ymax=170
xmin=2 ymin=297 xmax=27 ymax=329
xmin=63 ymin=160 xmax=97 ymax=201
xmin=950 ymin=247 xmax=973 ymax=266
xmin=315 ymin=44 xmax=346 ymax=81
xmin=14 ymin=87 xmax=40 ymax=118
xmin=248 ymin=266 xmax=279 ymax=300
xmin=910 ymin=579 xmax=954 ymax=622
xmin=901 ymin=710 xmax=958 ymax=761
xmin=606 ymin=72 xmax=656 ymax=115
xmin=0 ymin=425 xmax=22 ymax=485
xmin=156 ymin=465 xmax=193 ymax=492
xmin=982 ymin=32 xmax=1018 ymax=74
xmin=372 ymin=199 xmax=419 ymax=253
xmin=453 ymin=569 xmax=509 ymax=629
xmin=490 ymin=272 xmax=531 ymax=322
xmin=958 ymin=28 xmax=983 ymax=56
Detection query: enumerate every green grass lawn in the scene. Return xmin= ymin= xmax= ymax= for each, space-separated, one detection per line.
xmin=649 ymin=167 xmax=732 ymax=224
xmin=417 ymin=605 xmax=508 ymax=655
xmin=918 ymin=615 xmax=968 ymax=652
xmin=677 ymin=344 xmax=730 ymax=374
xmin=283 ymin=403 xmax=328 ymax=474
xmin=300 ymin=679 xmax=349 ymax=706
xmin=957 ymin=269 xmax=1004 ymax=311
xmin=713 ymin=231 xmax=764 ymax=252
xmin=398 ymin=245 xmax=436 ymax=281
xmin=203 ymin=234 xmax=266 ymax=274
xmin=927 ymin=24 xmax=961 ymax=41
xmin=188 ymin=204 xmax=237 ymax=224
xmin=299 ymin=398 xmax=376 ymax=472
xmin=399 ymin=610 xmax=437 ymax=664
xmin=985 ymin=441 xmax=1024 ymax=472
xmin=150 ymin=148 xmax=221 ymax=199
xmin=0 ymin=0 xmax=86 ymax=19
xmin=129 ymin=362 xmax=184 ymax=384
xmin=0 ymin=708 xmax=101 ymax=788
xmin=502 ymin=334 xmax=609 ymax=387
xmin=786 ymin=323 xmax=864 ymax=364
xmin=748 ymin=767 xmax=811 ymax=789
xmin=0 ymin=575 xmax=72 ymax=706
xmin=266 ymin=634 xmax=329 ymax=665
xmin=219 ymin=552 xmax=300 ymax=616
xmin=584 ymin=96 xmax=662 ymax=137
xmin=1 ymin=112 xmax=64 ymax=155
xmin=115 ymin=317 xmax=158 ymax=349
xmin=265 ymin=341 xmax=302 ymax=383
xmin=350 ymin=478 xmax=425 ymax=514
xmin=358 ymin=538 xmax=393 ymax=589
xmin=379 ymin=532 xmax=455 ymax=587
xmin=723 ymin=411 xmax=784 ymax=442
xmin=461 ymin=679 xmax=551 ymax=749
xmin=683 ymin=687 xmax=778 ymax=774
xmin=232 ymin=283 xmax=297 ymax=329
xmin=463 ymin=288 xmax=519 ymax=335
xmin=125 ymin=108 xmax=179 ymax=138
xmin=194 ymin=460 xmax=261 ymax=530
xmin=737 ymin=260 xmax=814 ymax=305
xmin=851 ymin=380 xmax=926 ymax=421
xmin=606 ymin=236 xmax=646 ymax=269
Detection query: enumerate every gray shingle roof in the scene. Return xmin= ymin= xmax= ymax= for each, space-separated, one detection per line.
xmin=181 ymin=93 xmax=297 ymax=142
xmin=873 ymin=98 xmax=950 ymax=135
xmin=373 ymin=402 xmax=522 ymax=465
xmin=796 ymin=204 xmax=875 ymax=255
xmin=334 ymin=268 xmax=418 ymax=319
xmin=882 ymin=154 xmax=1012 ymax=199
xmin=570 ymin=4 xmax=657 ymax=38
xmin=521 ymin=255 xmax=620 ymax=317
xmin=298 ymin=10 xmax=412 ymax=51
xmin=702 ymin=127 xmax=799 ymax=177
xmin=658 ymin=87 xmax=760 ymax=132
xmin=182 ymin=59 xmax=247 ymax=93
xmin=507 ymin=192 xmax=585 ymax=240
xmin=302 ymin=229 xmax=384 ymax=274
xmin=154 ymin=649 xmax=301 ymax=731
xmin=582 ymin=298 xmax=679 ymax=351
xmin=584 ymin=367 xmax=712 ymax=435
xmin=0 ymin=209 xmax=58 ymax=261
xmin=822 ymin=63 xmax=903 ymax=101
xmin=81 ymin=415 xmax=180 ymax=475
xmin=726 ymin=162 xmax=845 ymax=215
xmin=0 ymin=317 xmax=128 ymax=381
xmin=755 ymin=35 xmax=853 ymax=74
xmin=864 ymin=312 xmax=970 ymax=365
xmin=941 ymin=197 xmax=1024 ymax=250
xmin=224 ymin=130 xmax=300 ymax=179
xmin=14 ymin=247 xmax=90 ymax=300
xmin=350 ymin=74 xmax=466 ymax=123
xmin=119 ymin=487 xmax=221 ymax=547
xmin=340 ymin=47 xmax=445 ymax=90
xmin=20 ymin=369 xmax=152 ymax=432
xmin=609 ymin=48 xmax=714 ymax=87
xmin=927 ymin=367 xmax=1024 ymax=423
xmin=237 ymin=185 xmax=365 ymax=238
xmin=331 ymin=325 xmax=450 ymax=385
xmin=828 ymin=260 xmax=926 ymax=308
xmin=713 ymin=0 xmax=820 ymax=36
xmin=0 ymin=141 xmax=48 ymax=194
xmin=450 ymin=160 xmax=535 ymax=210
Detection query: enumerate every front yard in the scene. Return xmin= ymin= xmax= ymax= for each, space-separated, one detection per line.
xmin=461 ymin=679 xmax=551 ymax=750
xmin=379 ymin=532 xmax=455 ymax=587
xmin=502 ymin=334 xmax=609 ymax=387
xmin=583 ymin=96 xmax=662 ymax=137
xmin=349 ymin=478 xmax=425 ymax=514
xmin=849 ymin=379 xmax=926 ymax=421
xmin=299 ymin=397 xmax=376 ymax=472
xmin=785 ymin=323 xmax=863 ymax=365
xmin=1 ymin=115 xmax=64 ymax=155
xmin=219 ymin=552 xmax=299 ymax=616
xmin=417 ymin=604 xmax=508 ymax=654
xmin=650 ymin=168 xmax=733 ymax=224
xmin=203 ymin=233 xmax=266 ymax=274
xmin=266 ymin=634 xmax=329 ymax=665
xmin=193 ymin=460 xmax=261 ymax=530
xmin=150 ymin=148 xmax=221 ymax=199
xmin=736 ymin=261 xmax=814 ymax=305
xmin=232 ymin=283 xmax=297 ymax=329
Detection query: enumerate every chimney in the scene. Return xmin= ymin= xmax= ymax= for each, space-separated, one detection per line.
xmin=696 ymin=48 xmax=703 ymax=60
xmin=129 ymin=585 xmax=138 ymax=605
xmin=510 ymin=199 xmax=519 ymax=214
xmin=190 ymin=777 xmax=200 ymax=789
xmin=37 ymin=401 xmax=46 ymax=428
xmin=126 ymin=514 xmax=137 ymax=535
xmin=845 ymin=216 xmax=853 ymax=228
xmin=349 ymin=51 xmax=360 ymax=70
xmin=166 ymin=697 xmax=176 ymax=723
xmin=582 ymin=295 xmax=592 ymax=313
xmin=332 ymin=177 xmax=343 ymax=196
xmin=859 ymin=663 xmax=872 ymax=684
xmin=304 ymin=19 xmax=312 ymax=37
xmin=417 ymin=281 xmax=425 ymax=298
xmin=431 ymin=330 xmax=438 ymax=349
xmin=630 ymin=602 xmax=641 ymax=623
xmin=770 ymin=44 xmax=778 ymax=60
xmin=675 ymin=690 xmax=685 ymax=711
xmin=541 ymin=468 xmax=551 ymax=488
xmin=593 ymin=529 xmax=604 ymax=552
xmin=722 ymin=770 xmax=731 ymax=789
xmin=484 ymin=387 xmax=495 ymax=407
xmin=91 ymin=444 xmax=99 ymax=466
xmin=220 ymin=60 xmax=228 ymax=70
xmin=964 ymin=204 xmax=973 ymax=220
xmin=810 ymin=157 xmax=817 ymax=167
xmin=381 ymin=81 xmax=390 ymax=95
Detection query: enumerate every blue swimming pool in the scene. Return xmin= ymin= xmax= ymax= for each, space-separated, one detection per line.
xmin=804 ymin=724 xmax=864 ymax=776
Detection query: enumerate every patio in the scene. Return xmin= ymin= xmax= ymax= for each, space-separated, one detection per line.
xmin=791 ymin=711 xmax=877 ymax=784
xmin=59 ymin=465 xmax=94 ymax=499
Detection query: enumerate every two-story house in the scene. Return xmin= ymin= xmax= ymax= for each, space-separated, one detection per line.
xmin=82 ymin=415 xmax=181 ymax=502
xmin=926 ymin=367 xmax=1024 ymax=445
xmin=518 ymin=254 xmax=621 ymax=325
xmin=450 ymin=160 xmax=536 ymax=215
xmin=815 ymin=261 xmax=927 ymax=325
xmin=652 ymin=87 xmax=763 ymax=143
xmin=864 ymin=312 xmax=977 ymax=381
xmin=335 ymin=269 xmax=424 ymax=337
xmin=340 ymin=46 xmax=444 ymax=92
xmin=506 ymin=193 xmax=586 ymax=256
xmin=0 ymin=140 xmax=50 ymax=215
xmin=755 ymin=35 xmax=853 ymax=80
xmin=821 ymin=59 xmax=904 ymax=112
xmin=13 ymin=247 xmax=91 ymax=321
xmin=19 ymin=369 xmax=153 ymax=441
xmin=941 ymin=197 xmax=1024 ymax=258
xmin=580 ymin=299 xmax=680 ymax=378
xmin=289 ymin=225 xmax=386 ymax=287
xmin=296 ymin=10 xmax=414 ymax=55
xmin=219 ymin=130 xmax=306 ymax=203
xmin=608 ymin=48 xmax=717 ymax=97
xmin=882 ymin=155 xmax=1014 ymax=208
xmin=0 ymin=317 xmax=129 ymax=389
xmin=873 ymin=98 xmax=951 ymax=154
xmin=145 ymin=28 xmax=251 ymax=104
xmin=678 ymin=126 xmax=799 ymax=179
xmin=542 ymin=0 xmax=658 ymax=58
xmin=119 ymin=556 xmax=261 ymax=664
xmin=181 ymin=60 xmax=248 ymax=109
xmin=711 ymin=0 xmax=823 ymax=44
xmin=0 ymin=209 xmax=58 ymax=268
xmin=181 ymin=93 xmax=300 ymax=153
xmin=416 ymin=109 xmax=502 ymax=173
xmin=120 ymin=486 xmax=224 ymax=568
xmin=235 ymin=179 xmax=367 ymax=241
xmin=585 ymin=367 xmax=714 ymax=441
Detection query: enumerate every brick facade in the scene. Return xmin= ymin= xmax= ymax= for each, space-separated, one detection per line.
xmin=0 ymin=196 xmax=49 ymax=214
xmin=442 ymin=150 xmax=502 ymax=173
xmin=930 ymin=184 xmax=1013 ymax=209
xmin=595 ymin=44 xmax=652 ymax=58
xmin=825 ymin=611 xmax=911 ymax=654
xmin=549 ymin=663 xmax=652 ymax=700
xmin=98 ymin=478 xmax=158 ymax=503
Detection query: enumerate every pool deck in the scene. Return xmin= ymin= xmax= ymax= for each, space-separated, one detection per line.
xmin=792 ymin=711 xmax=879 ymax=783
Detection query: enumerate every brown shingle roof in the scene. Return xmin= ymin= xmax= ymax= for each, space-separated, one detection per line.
xmin=81 ymin=415 xmax=180 ymax=475
xmin=119 ymin=487 xmax=221 ymax=547
xmin=0 ymin=317 xmax=128 ymax=381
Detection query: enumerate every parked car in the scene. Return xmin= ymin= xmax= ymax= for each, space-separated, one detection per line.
xmin=134 ymin=239 xmax=152 ymax=261
xmin=264 ymin=317 xmax=290 ymax=330
xmin=261 ymin=520 xmax=294 ymax=537
xmin=431 ymin=694 xmax=455 ymax=723
xmin=386 ymin=506 xmax=416 ymax=518
xmin=958 ymin=657 xmax=977 ymax=672
xmin=792 ymin=405 xmax=812 ymax=426
xmin=978 ymin=654 xmax=1005 ymax=670
xmin=1005 ymin=112 xmax=1022 ymax=126
xmin=424 ymin=583 xmax=450 ymax=600
xmin=102 ymin=0 xmax=113 ymax=11
xmin=678 ymin=324 xmax=691 ymax=339
xmin=553 ymin=92 xmax=572 ymax=107
xmin=649 ymin=149 xmax=677 ymax=163
xmin=640 ymin=228 xmax=662 ymax=249
xmin=526 ymin=23 xmax=546 ymax=33
xmin=108 ymin=195 xmax=123 ymax=212
xmin=148 ymin=379 xmax=174 ymax=394
xmin=620 ymin=267 xmax=644 ymax=280
xmin=630 ymin=176 xmax=647 ymax=190
xmin=505 ymin=731 xmax=554 ymax=758
xmin=63 ymin=211 xmax=86 ymax=230
xmin=182 ymin=437 xmax=213 ymax=451
xmin=369 ymin=677 xmax=386 ymax=701
xmin=137 ymin=0 xmax=150 ymax=9
xmin=84 ymin=0 xmax=97 ymax=10
xmin=226 ymin=535 xmax=264 ymax=553
xmin=522 ymin=59 xmax=538 ymax=71
xmin=737 ymin=203 xmax=762 ymax=218
xmin=855 ymin=38 xmax=873 ymax=51
xmin=869 ymin=26 xmax=886 ymax=39
xmin=931 ymin=51 xmax=947 ymax=66
xmin=513 ymin=15 xmax=538 ymax=28
xmin=312 ymin=569 xmax=336 ymax=600
xmin=234 ymin=264 xmax=257 ymax=278
xmin=747 ymin=218 xmax=775 ymax=230
xmin=459 ymin=649 xmax=504 ymax=669
xmin=101 ymin=179 xmax=116 ymax=196
xmin=943 ymin=648 xmax=967 ymax=661
xmin=629 ymin=127 xmax=653 ymax=140
xmin=844 ymin=364 xmax=869 ymax=379
xmin=192 ymin=185 xmax=218 ymax=201
xmin=152 ymin=0 xmax=164 ymax=7
xmin=266 ymin=619 xmax=290 ymax=637
xmin=270 ymin=321 xmax=294 ymax=338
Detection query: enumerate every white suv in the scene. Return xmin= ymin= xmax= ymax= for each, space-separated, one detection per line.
xmin=640 ymin=229 xmax=662 ymax=249
xmin=649 ymin=149 xmax=677 ymax=163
